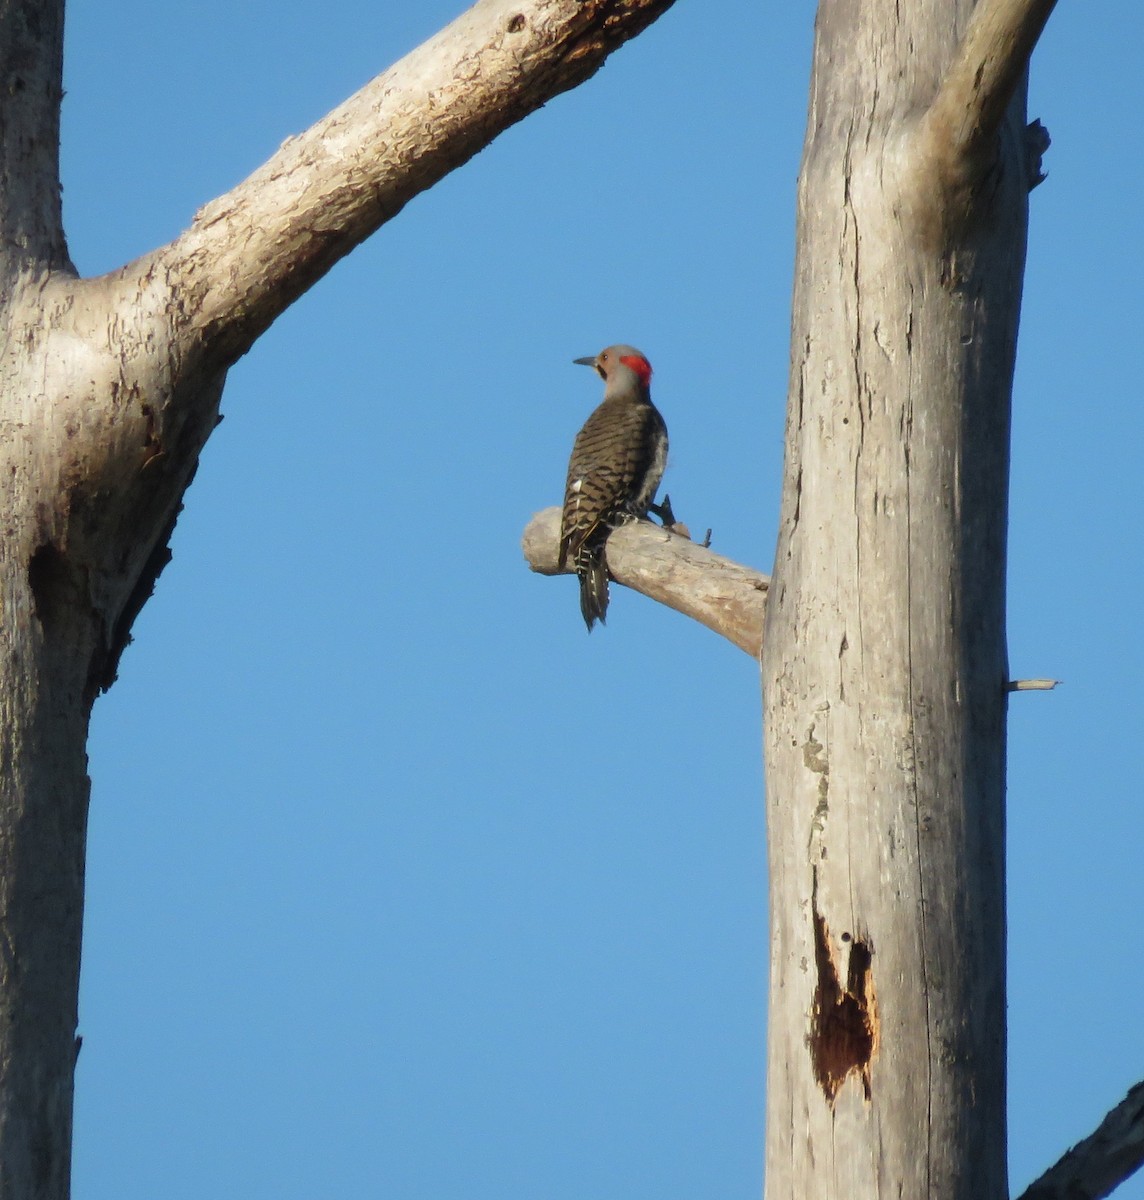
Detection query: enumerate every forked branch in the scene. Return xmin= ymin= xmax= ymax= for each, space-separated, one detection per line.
xmin=1017 ymin=1081 xmax=1144 ymax=1200
xmin=522 ymin=507 xmax=768 ymax=656
xmin=916 ymin=0 xmax=1056 ymax=211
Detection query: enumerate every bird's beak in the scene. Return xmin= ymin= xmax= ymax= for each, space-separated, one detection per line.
xmin=572 ymin=356 xmax=596 ymax=367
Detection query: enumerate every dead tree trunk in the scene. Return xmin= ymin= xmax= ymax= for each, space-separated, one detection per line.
xmin=760 ymin=1 xmax=1052 ymax=1196
xmin=0 ymin=2 xmax=676 ymax=1196
xmin=516 ymin=4 xmax=1142 ymax=1194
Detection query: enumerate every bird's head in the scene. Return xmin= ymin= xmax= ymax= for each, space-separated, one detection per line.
xmin=573 ymin=345 xmax=653 ymax=395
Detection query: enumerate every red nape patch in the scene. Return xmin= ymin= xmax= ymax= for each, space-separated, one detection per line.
xmin=619 ymin=354 xmax=653 ymax=385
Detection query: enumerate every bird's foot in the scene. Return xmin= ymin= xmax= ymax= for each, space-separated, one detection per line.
xmin=646 ymin=494 xmax=711 ymax=547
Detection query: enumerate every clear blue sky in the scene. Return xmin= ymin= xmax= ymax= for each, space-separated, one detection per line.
xmin=58 ymin=1 xmax=1143 ymax=1197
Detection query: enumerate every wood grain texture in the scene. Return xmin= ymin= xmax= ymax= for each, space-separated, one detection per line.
xmin=145 ymin=0 xmax=680 ymax=372
xmin=758 ymin=0 xmax=1050 ymax=1195
xmin=1017 ymin=1081 xmax=1144 ymax=1200
xmin=523 ymin=507 xmax=768 ymax=655
xmin=0 ymin=4 xmax=678 ymax=1196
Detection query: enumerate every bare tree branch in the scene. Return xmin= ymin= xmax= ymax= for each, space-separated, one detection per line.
xmin=919 ymin=0 xmax=1056 ymax=194
xmin=1017 ymin=1081 xmax=1144 ymax=1200
xmin=132 ymin=0 xmax=677 ymax=371
xmin=1006 ymin=677 xmax=1058 ymax=692
xmin=522 ymin=507 xmax=768 ymax=656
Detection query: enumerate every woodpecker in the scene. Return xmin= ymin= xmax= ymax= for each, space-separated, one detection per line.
xmin=558 ymin=344 xmax=668 ymax=631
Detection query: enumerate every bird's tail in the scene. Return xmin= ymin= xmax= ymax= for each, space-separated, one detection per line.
xmin=577 ymin=547 xmax=609 ymax=631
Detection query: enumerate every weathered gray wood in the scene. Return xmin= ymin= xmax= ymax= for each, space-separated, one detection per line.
xmin=1017 ymin=1081 xmax=1144 ymax=1200
xmin=145 ymin=0 xmax=681 ymax=373
xmin=522 ymin=506 xmax=768 ymax=653
xmin=759 ymin=0 xmax=1052 ymax=1195
xmin=0 ymin=5 xmax=93 ymax=1193
xmin=0 ymin=3 xmax=678 ymax=1196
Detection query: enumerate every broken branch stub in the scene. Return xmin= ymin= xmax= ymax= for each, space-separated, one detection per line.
xmin=521 ymin=505 xmax=768 ymax=655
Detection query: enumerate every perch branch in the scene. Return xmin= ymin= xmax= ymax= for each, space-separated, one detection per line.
xmin=522 ymin=507 xmax=768 ymax=656
xmin=917 ymin=0 xmax=1056 ymax=206
xmin=132 ymin=0 xmax=677 ymax=371
xmin=1006 ymin=678 xmax=1059 ymax=692
xmin=1017 ymin=1080 xmax=1144 ymax=1200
